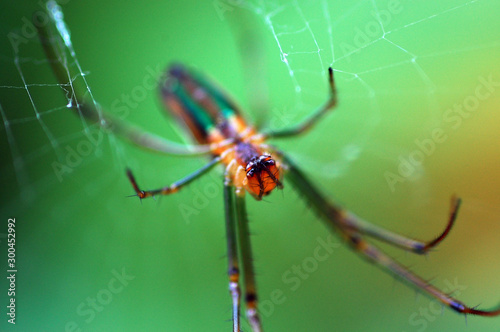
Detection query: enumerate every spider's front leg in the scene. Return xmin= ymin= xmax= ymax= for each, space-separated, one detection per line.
xmin=234 ymin=189 xmax=263 ymax=332
xmin=282 ymin=153 xmax=500 ymax=317
xmin=336 ymin=195 xmax=461 ymax=254
xmin=338 ymin=228 xmax=500 ymax=316
xmin=223 ymin=173 xmax=241 ymax=332
xmin=126 ymin=157 xmax=221 ymax=199
xmin=263 ymin=67 xmax=337 ymax=138
xmin=223 ymin=163 xmax=264 ymax=332
xmin=280 ymin=152 xmax=458 ymax=254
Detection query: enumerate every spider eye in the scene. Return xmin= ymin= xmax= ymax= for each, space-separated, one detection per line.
xmin=264 ymin=159 xmax=275 ymax=166
xmin=246 ymin=168 xmax=255 ymax=177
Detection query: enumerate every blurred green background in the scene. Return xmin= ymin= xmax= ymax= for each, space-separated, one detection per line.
xmin=1 ymin=0 xmax=499 ymax=331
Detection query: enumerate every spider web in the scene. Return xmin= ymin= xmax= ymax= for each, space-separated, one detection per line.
xmin=1 ymin=0 xmax=500 ymax=331
xmin=243 ymin=0 xmax=500 ymax=188
xmin=1 ymin=0 xmax=499 ymax=205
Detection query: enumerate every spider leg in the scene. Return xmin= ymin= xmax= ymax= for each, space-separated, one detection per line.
xmin=264 ymin=67 xmax=337 ymax=138
xmin=37 ymin=7 xmax=216 ymax=156
xmin=338 ymin=196 xmax=461 ymax=254
xmin=223 ymin=174 xmax=241 ymax=332
xmin=282 ymin=153 xmax=500 ymax=316
xmin=340 ymin=229 xmax=500 ymax=316
xmin=126 ymin=157 xmax=221 ymax=199
xmin=282 ymin=153 xmax=457 ymax=254
xmin=235 ymin=191 xmax=263 ymax=332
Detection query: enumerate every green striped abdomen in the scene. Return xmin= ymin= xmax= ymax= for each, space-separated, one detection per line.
xmin=160 ymin=64 xmax=242 ymax=144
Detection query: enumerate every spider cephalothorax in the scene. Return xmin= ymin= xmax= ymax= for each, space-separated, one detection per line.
xmin=245 ymin=154 xmax=283 ymax=199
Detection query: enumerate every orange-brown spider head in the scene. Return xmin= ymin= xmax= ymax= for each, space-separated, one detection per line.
xmin=245 ymin=155 xmax=282 ymax=200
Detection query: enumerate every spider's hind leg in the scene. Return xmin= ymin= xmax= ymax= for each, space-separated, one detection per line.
xmin=37 ymin=5 xmax=216 ymax=157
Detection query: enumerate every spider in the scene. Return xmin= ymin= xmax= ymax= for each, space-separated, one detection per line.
xmin=38 ymin=2 xmax=499 ymax=331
